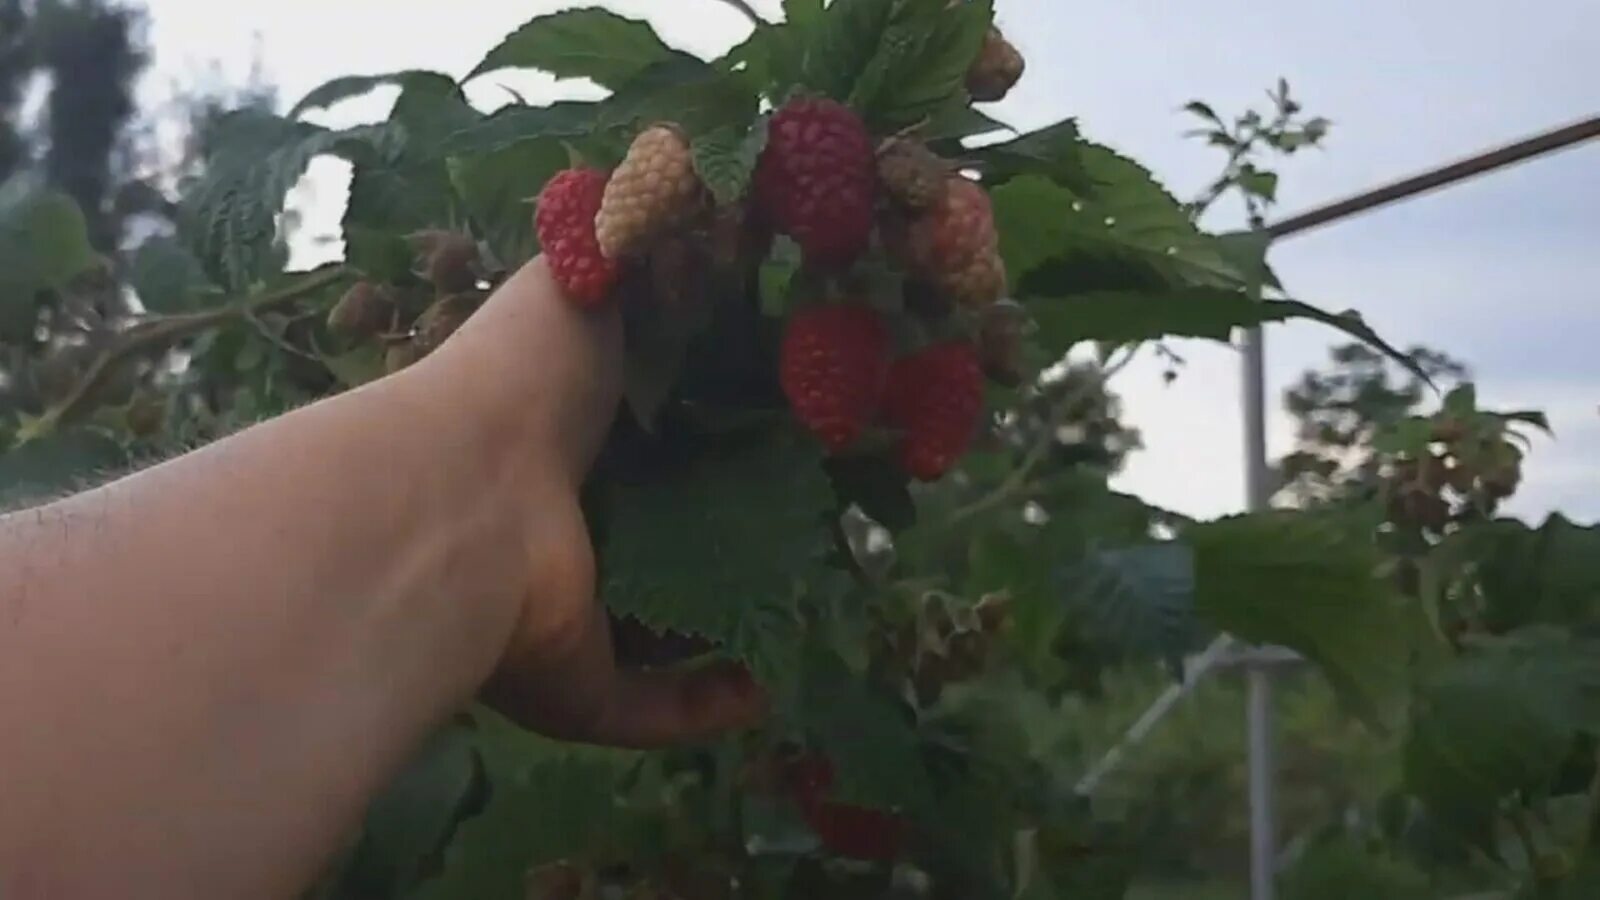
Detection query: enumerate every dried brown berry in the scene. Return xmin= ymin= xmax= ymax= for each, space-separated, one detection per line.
xmin=526 ymin=862 xmax=585 ymax=900
xmin=409 ymin=230 xmax=482 ymax=294
xmin=384 ymin=339 xmax=424 ymax=374
xmin=327 ymin=281 xmax=397 ymax=338
xmin=967 ymin=27 xmax=1025 ymax=102
xmin=413 ymin=293 xmax=481 ymax=354
xmin=1431 ymin=416 xmax=1469 ymax=444
xmin=877 ymin=137 xmax=949 ymax=211
xmin=125 ymin=395 xmax=166 ymax=439
xmin=596 ymin=124 xmax=705 ymax=260
xmin=978 ymin=299 xmax=1030 ymax=387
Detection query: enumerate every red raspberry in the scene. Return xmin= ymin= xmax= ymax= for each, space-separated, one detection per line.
xmin=899 ymin=176 xmax=1007 ymax=309
xmin=780 ymin=304 xmax=891 ymax=453
xmin=755 ymin=98 xmax=876 ymax=267
xmin=534 ymin=168 xmax=619 ymax=307
xmin=787 ymin=755 xmax=908 ymax=863
xmin=883 ymin=342 xmax=984 ymax=482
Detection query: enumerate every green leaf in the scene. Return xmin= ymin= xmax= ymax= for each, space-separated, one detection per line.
xmin=1443 ymin=382 xmax=1478 ymax=416
xmin=411 ymin=714 xmax=633 ymax=900
xmin=1191 ymin=511 xmax=1411 ymax=727
xmin=1403 ymin=628 xmax=1600 ymax=847
xmin=1468 ymin=515 xmax=1600 ymax=632
xmin=181 ymin=111 xmax=401 ymax=289
xmin=468 ymin=8 xmax=690 ymax=89
xmin=923 ymin=101 xmax=1011 ymax=143
xmin=803 ymin=0 xmax=895 ymax=100
xmin=784 ymin=0 xmax=823 ymax=28
xmin=1273 ymin=299 xmax=1438 ymax=387
xmin=343 ymin=158 xmax=456 ymax=251
xmin=448 ymin=139 xmax=569 ymax=267
xmin=618 ymin=277 xmax=714 ymax=432
xmin=993 ymin=167 xmax=1242 ymax=292
xmin=440 ymin=103 xmax=600 ymax=157
xmin=853 ymin=0 xmax=993 ymax=131
xmin=1183 ymin=100 xmax=1222 ymax=124
xmin=824 ymin=455 xmax=915 ymax=533
xmin=1277 ymin=837 xmax=1432 ymax=900
xmin=1061 ymin=542 xmax=1201 ymax=674
xmin=600 ymin=431 xmax=832 ymax=686
xmin=318 ymin=343 xmax=386 ymax=389
xmin=1237 ymin=165 xmax=1279 ymax=201
xmin=0 ymin=178 xmax=97 ymax=323
xmin=793 ymin=644 xmax=932 ymax=813
xmin=341 ymin=80 xmax=470 ymax=245
xmin=1499 ymin=409 xmax=1553 ymax=436
xmin=691 ymin=117 xmax=770 ymax=206
xmin=597 ymin=57 xmax=758 ymax=139
xmin=288 ymin=70 xmax=452 ymax=119
xmin=973 ymin=119 xmax=1086 ymax=190
xmin=1025 ymin=288 xmax=1437 ymax=379
xmin=758 ymin=236 xmax=802 ymax=318
xmin=1214 ymin=229 xmax=1282 ymax=293
xmin=342 ymin=226 xmax=415 ymax=285
xmin=129 ymin=235 xmax=213 ymax=313
xmin=345 ymin=724 xmax=480 ymax=896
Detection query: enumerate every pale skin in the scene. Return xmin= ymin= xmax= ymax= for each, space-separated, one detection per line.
xmin=0 ymin=258 xmax=766 ymax=899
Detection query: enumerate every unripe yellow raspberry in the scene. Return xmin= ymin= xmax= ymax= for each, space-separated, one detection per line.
xmin=595 ymin=124 xmax=705 ymax=260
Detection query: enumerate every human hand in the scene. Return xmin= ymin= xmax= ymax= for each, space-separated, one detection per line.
xmin=414 ymin=258 xmax=768 ymax=748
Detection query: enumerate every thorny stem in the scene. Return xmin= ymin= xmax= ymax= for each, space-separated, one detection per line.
xmin=242 ymin=308 xmax=324 ymax=365
xmin=943 ymin=347 xmax=1141 ymax=529
xmin=712 ymin=0 xmax=764 ymax=26
xmin=26 ymin=264 xmax=351 ymax=439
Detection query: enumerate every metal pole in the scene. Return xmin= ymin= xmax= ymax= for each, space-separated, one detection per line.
xmin=1267 ymin=114 xmax=1600 ymax=240
xmin=1074 ymin=634 xmax=1234 ymax=797
xmin=1248 ymin=666 xmax=1277 ymax=900
xmin=1242 ymin=324 xmax=1275 ymax=900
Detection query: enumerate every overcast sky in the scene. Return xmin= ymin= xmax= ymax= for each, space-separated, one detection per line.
xmin=139 ymin=0 xmax=1599 ymax=523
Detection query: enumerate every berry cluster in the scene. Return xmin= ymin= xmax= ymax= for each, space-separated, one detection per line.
xmin=529 ymin=92 xmax=1015 ymax=482
xmin=327 ymin=229 xmax=490 ymax=374
xmin=515 ymin=19 xmax=1028 ymax=484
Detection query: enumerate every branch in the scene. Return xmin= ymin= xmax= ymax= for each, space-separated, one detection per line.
xmin=944 ymin=348 xmax=1141 ymax=529
xmin=29 ymin=265 xmax=351 ymax=437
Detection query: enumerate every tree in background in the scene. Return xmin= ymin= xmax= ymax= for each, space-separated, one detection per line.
xmin=0 ymin=0 xmax=279 ymax=451
xmin=1275 ymin=342 xmax=1469 ymax=508
xmin=1 ymin=0 xmax=148 ymax=250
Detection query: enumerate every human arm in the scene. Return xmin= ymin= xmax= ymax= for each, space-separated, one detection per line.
xmin=0 ymin=258 xmax=764 ymax=899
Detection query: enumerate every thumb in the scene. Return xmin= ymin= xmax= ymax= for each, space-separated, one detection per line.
xmin=591 ymin=661 xmax=769 ymax=750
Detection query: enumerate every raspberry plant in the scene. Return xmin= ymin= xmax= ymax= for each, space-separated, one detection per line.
xmin=2 ymin=2 xmax=1597 ymax=898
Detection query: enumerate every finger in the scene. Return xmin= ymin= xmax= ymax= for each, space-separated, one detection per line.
xmin=483 ymin=597 xmax=621 ymax=743
xmin=590 ymin=660 xmax=769 ymax=750
xmin=485 ymin=596 xmax=768 ymax=749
